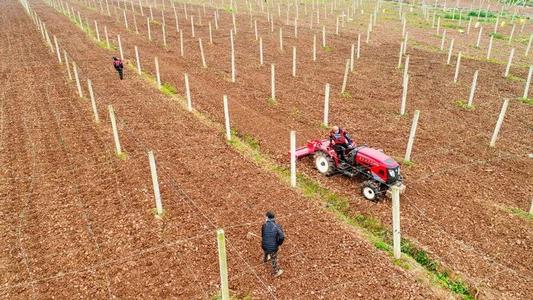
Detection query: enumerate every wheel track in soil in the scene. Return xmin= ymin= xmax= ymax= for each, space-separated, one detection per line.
xmin=21 ymin=1 xmax=444 ymax=298
xmin=53 ymin=1 xmax=532 ymax=298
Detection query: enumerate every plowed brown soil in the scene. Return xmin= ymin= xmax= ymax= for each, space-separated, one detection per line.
xmin=1 ymin=1 xmax=441 ymax=299
xmin=43 ymin=0 xmax=533 ymax=298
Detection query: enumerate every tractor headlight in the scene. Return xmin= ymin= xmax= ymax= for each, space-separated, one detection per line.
xmin=388 ymin=169 xmax=396 ymax=178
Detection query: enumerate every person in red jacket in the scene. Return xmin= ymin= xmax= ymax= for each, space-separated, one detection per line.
xmin=329 ymin=125 xmax=354 ymax=166
xmin=113 ymin=57 xmax=124 ymax=80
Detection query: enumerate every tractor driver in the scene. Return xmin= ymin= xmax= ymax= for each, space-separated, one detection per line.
xmin=329 ymin=126 xmax=354 ymax=165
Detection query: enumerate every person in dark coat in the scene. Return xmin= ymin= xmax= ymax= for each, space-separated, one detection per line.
xmin=329 ymin=125 xmax=354 ymax=166
xmin=261 ymin=211 xmax=285 ymax=277
xmin=113 ymin=57 xmax=124 ymax=80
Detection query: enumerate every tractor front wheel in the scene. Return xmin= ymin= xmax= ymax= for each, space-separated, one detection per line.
xmin=314 ymin=151 xmax=335 ymax=176
xmin=361 ymin=180 xmax=381 ymax=201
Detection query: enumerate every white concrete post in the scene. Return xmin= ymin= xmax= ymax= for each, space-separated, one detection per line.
xmin=118 ymin=35 xmax=124 ymax=60
xmin=468 ymin=70 xmax=479 ymax=107
xmin=162 ymin=23 xmax=167 ymax=47
xmin=322 ymin=25 xmax=326 ymax=47
xmin=254 ymin=19 xmax=258 ymax=40
xmin=185 ymin=73 xmax=192 ymax=111
xmin=108 ymin=105 xmax=122 ymax=155
xmin=523 ymin=66 xmax=532 ymax=99
xmin=400 ymin=75 xmax=409 ymax=115
xmin=279 ymin=27 xmax=283 ymax=51
xmin=87 ymin=79 xmax=100 ymax=123
xmin=148 ymin=150 xmax=163 ymax=216
xmin=404 ymin=110 xmax=420 ymax=162
xmin=64 ymin=50 xmax=72 ymax=80
xmin=155 ymin=57 xmax=161 ymax=88
xmin=526 ymin=34 xmax=532 ymax=56
xmin=341 ymin=59 xmax=350 ymax=94
xmin=232 ymin=13 xmax=237 ymax=35
xmin=216 ymin=229 xmax=230 ymax=300
xmin=223 ymin=95 xmax=231 ymax=141
xmin=467 ymin=18 xmax=472 ymax=34
xmin=147 ymin=18 xmax=152 ymax=41
xmin=230 ymin=31 xmax=235 ymax=80
xmin=397 ymin=42 xmax=404 ymax=69
xmin=447 ymin=39 xmax=454 ymax=65
xmin=94 ymin=20 xmax=101 ymax=41
xmin=504 ymin=48 xmax=515 ymax=78
xmin=392 ymin=185 xmax=401 ymax=259
xmin=350 ymin=44 xmax=355 ymax=72
xmin=199 ymin=38 xmax=207 ymax=69
xmin=489 ymin=99 xmax=510 ymax=147
xmin=476 ymin=26 xmax=483 ymax=48
xmin=290 ymin=130 xmax=296 ymax=188
xmin=123 ymin=9 xmax=129 ymax=30
xmin=191 ymin=15 xmax=195 ymax=37
xmin=508 ymin=24 xmax=516 ymax=45
xmin=313 ymin=34 xmax=317 ymax=61
xmin=403 ymin=55 xmax=410 ymax=88
xmin=454 ymin=52 xmax=462 ymax=83
xmin=355 ymin=33 xmax=360 ymax=58
xmin=259 ymin=37 xmax=264 ymax=65
xmin=403 ymin=32 xmax=408 ymax=55
xmin=487 ymin=36 xmax=494 ymax=59
xmin=53 ymin=35 xmax=62 ymax=64
xmin=180 ymin=30 xmax=184 ymax=57
xmin=209 ymin=22 xmax=213 ymax=44
xmin=323 ymin=83 xmax=330 ymax=126
xmin=73 ymin=62 xmax=83 ymax=97
xmin=271 ymin=64 xmax=276 ymax=101
xmin=135 ymin=46 xmax=141 ymax=74
xmin=440 ymin=29 xmax=447 ymax=51
xmin=292 ymin=46 xmax=296 ymax=77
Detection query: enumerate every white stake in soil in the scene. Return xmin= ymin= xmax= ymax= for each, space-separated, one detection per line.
xmin=292 ymin=47 xmax=297 ymax=77
xmin=313 ymin=34 xmax=317 ymax=61
xmin=404 ymin=110 xmax=420 ymax=162
xmin=147 ymin=18 xmax=152 ymax=41
xmin=489 ymin=98 xmax=510 ymax=147
xmin=148 ymin=150 xmax=164 ymax=216
xmin=135 ymin=46 xmax=141 ymax=74
xmin=323 ymin=83 xmax=330 ymax=126
xmin=185 ymin=73 xmax=192 ymax=111
xmin=392 ymin=185 xmax=401 ymax=259
xmin=487 ymin=36 xmax=494 ymax=59
xmin=216 ymin=229 xmax=230 ymax=300
xmin=341 ymin=59 xmax=350 ymax=94
xmin=73 ymin=62 xmax=83 ymax=97
xmin=259 ymin=37 xmax=264 ymax=65
xmin=87 ymin=79 xmax=100 ymax=123
xmin=118 ymin=34 xmax=124 ymax=60
xmin=199 ymin=38 xmax=207 ymax=69
xmin=476 ymin=26 xmax=483 ymax=48
xmin=523 ymin=66 xmax=533 ymax=99
xmin=400 ymin=75 xmax=409 ymax=115
xmin=446 ymin=39 xmax=454 ymax=65
xmin=468 ymin=70 xmax=479 ymax=107
xmin=454 ymin=52 xmax=462 ymax=83
xmin=154 ymin=56 xmax=161 ymax=88
xmin=504 ymin=48 xmax=515 ymax=78
xmin=290 ymin=130 xmax=296 ymax=188
xmin=271 ymin=64 xmax=276 ymax=101
xmin=223 ymin=95 xmax=231 ymax=141
xmin=108 ymin=105 xmax=122 ymax=155
xmin=180 ymin=30 xmax=184 ymax=57
xmin=64 ymin=50 xmax=72 ymax=80
xmin=53 ymin=35 xmax=62 ymax=64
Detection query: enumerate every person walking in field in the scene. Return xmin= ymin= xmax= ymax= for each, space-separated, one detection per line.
xmin=112 ymin=57 xmax=124 ymax=80
xmin=261 ymin=211 xmax=285 ymax=277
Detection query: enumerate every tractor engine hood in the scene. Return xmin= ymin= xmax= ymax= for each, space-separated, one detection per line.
xmin=356 ymin=147 xmax=399 ymax=168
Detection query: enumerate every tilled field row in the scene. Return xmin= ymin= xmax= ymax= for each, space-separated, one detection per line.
xmin=1 ymin=1 xmax=442 ymax=299
xmin=47 ymin=0 xmax=533 ymax=298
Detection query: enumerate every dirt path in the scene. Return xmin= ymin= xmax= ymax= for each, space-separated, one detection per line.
xmin=53 ymin=0 xmax=533 ymax=298
xmin=1 ymin=1 xmax=441 ymax=299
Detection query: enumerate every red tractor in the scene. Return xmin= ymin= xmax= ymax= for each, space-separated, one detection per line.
xmin=294 ymin=139 xmax=405 ymax=201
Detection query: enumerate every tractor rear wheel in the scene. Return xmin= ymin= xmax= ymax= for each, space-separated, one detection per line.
xmin=361 ymin=180 xmax=381 ymax=201
xmin=314 ymin=152 xmax=335 ymax=176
